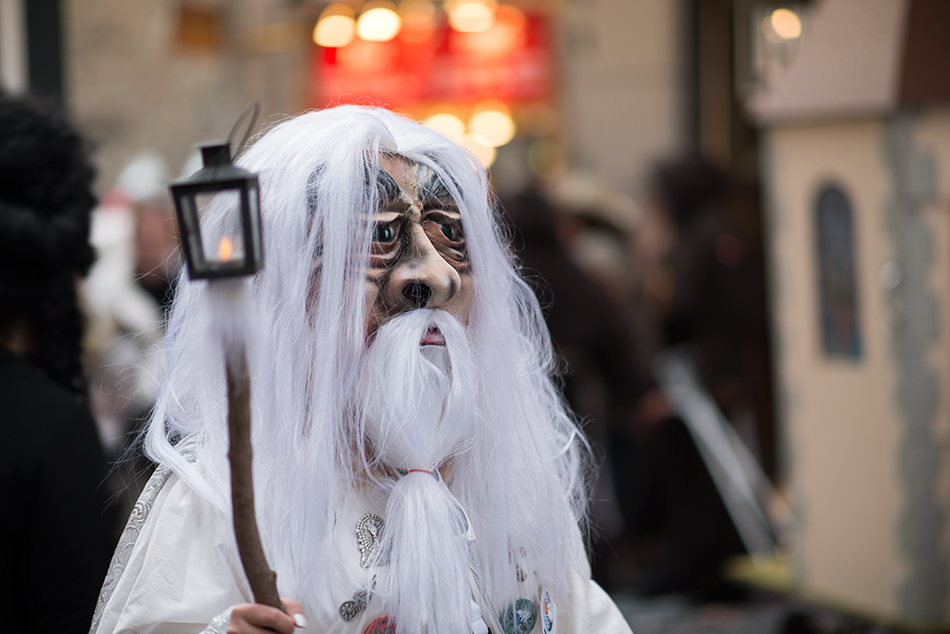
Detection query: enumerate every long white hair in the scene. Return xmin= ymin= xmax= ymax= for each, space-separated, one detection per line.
xmin=145 ymin=105 xmax=590 ymax=629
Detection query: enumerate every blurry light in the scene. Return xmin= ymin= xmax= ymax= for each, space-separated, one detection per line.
xmin=447 ymin=0 xmax=497 ymax=33
xmin=357 ymin=2 xmax=402 ymax=42
xmin=463 ymin=133 xmax=497 ymax=167
xmin=424 ymin=113 xmax=466 ymax=142
xmin=469 ymin=101 xmax=516 ymax=147
xmin=219 ymin=236 xmax=234 ymax=262
xmin=314 ymin=4 xmax=356 ymax=47
xmin=770 ymin=8 xmax=802 ymax=40
xmin=314 ymin=16 xmax=356 ymax=46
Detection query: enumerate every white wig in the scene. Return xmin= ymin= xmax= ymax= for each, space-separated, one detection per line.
xmin=145 ymin=105 xmax=590 ymax=628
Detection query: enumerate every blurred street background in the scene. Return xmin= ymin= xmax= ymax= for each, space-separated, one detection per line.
xmin=4 ymin=0 xmax=950 ymax=632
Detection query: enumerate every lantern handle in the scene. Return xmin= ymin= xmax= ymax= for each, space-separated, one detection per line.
xmin=227 ymin=100 xmax=262 ymax=159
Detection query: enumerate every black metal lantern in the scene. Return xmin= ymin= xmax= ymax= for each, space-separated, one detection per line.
xmin=170 ymin=141 xmax=263 ymax=280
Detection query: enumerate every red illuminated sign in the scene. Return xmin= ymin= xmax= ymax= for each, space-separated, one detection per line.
xmin=311 ymin=10 xmax=553 ymax=109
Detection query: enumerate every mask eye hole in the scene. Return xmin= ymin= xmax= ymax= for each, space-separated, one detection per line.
xmin=373 ymin=223 xmax=396 ymax=243
xmin=428 ymin=216 xmax=463 ymax=244
xmin=439 ymin=222 xmax=458 ymax=241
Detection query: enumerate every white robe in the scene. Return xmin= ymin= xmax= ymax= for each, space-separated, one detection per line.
xmin=91 ymin=468 xmax=633 ymax=634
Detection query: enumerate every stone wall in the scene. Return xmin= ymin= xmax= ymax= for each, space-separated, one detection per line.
xmin=557 ymin=0 xmax=682 ymax=197
xmin=65 ymin=0 xmax=310 ymax=193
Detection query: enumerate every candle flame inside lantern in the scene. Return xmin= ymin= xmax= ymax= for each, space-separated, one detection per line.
xmin=219 ymin=236 xmax=233 ymax=261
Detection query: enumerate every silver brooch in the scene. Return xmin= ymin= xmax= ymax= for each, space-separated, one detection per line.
xmin=339 ymin=576 xmax=377 ymax=622
xmin=356 ymin=513 xmax=389 ymax=567
xmin=339 ymin=587 xmax=370 ymax=621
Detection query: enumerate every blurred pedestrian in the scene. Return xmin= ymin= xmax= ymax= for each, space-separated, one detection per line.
xmin=650 ymin=156 xmax=761 ymax=415
xmin=503 ymin=183 xmax=653 ymax=590
xmin=85 ymin=153 xmax=179 ymax=452
xmin=624 ymin=155 xmax=765 ymax=599
xmin=83 ymin=153 xmax=180 ymax=537
xmin=0 ymin=92 xmax=116 ymax=633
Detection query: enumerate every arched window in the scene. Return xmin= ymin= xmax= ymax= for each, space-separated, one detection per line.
xmin=814 ymin=183 xmax=862 ymax=359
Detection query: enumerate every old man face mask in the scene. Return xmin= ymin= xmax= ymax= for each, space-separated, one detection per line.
xmin=362 ymin=154 xmax=475 ymax=341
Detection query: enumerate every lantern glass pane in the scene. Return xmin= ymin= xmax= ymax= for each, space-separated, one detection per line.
xmin=197 ymin=189 xmax=246 ymax=264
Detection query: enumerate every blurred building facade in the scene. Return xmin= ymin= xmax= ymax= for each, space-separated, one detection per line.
xmin=750 ymin=0 xmax=950 ymax=627
xmin=1 ymin=0 xmax=687 ymax=200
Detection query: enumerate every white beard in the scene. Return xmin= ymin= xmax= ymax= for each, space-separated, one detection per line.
xmin=352 ymin=309 xmax=479 ymax=634
xmin=355 ymin=308 xmax=477 ymax=472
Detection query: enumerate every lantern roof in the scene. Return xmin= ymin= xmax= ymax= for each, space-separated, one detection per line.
xmin=174 ymin=141 xmax=254 ymax=188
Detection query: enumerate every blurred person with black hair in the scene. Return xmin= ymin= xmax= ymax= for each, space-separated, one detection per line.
xmin=0 ymin=92 xmax=116 ymax=633
xmin=625 ymin=155 xmax=765 ymax=599
xmin=503 ymin=183 xmax=653 ymax=591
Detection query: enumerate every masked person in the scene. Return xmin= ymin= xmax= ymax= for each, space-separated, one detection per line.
xmin=91 ymin=106 xmax=633 ymax=634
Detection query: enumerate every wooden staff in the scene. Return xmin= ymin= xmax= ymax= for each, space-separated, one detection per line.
xmin=227 ymin=342 xmax=283 ymax=610
xmin=169 ymin=100 xmax=274 ymax=609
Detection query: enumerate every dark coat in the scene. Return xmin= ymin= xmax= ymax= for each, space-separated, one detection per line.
xmin=0 ymin=348 xmax=114 ymax=634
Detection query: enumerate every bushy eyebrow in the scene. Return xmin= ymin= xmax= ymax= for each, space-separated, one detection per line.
xmin=419 ymin=169 xmax=457 ymax=209
xmin=375 ymin=168 xmax=402 ymax=205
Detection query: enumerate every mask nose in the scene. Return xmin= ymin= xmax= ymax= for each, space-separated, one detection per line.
xmin=403 ymin=281 xmax=431 ymax=309
xmin=385 ymin=224 xmax=461 ymax=312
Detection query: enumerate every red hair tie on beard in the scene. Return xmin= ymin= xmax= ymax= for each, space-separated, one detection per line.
xmin=402 ymin=468 xmax=442 ymax=481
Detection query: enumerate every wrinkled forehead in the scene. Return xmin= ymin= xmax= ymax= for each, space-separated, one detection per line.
xmin=373 ymin=154 xmax=457 ymax=210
